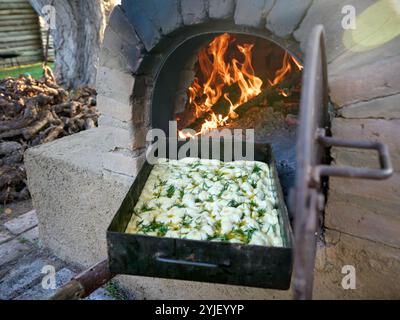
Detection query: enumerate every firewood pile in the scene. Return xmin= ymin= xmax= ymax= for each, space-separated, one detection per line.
xmin=0 ymin=71 xmax=99 ymax=203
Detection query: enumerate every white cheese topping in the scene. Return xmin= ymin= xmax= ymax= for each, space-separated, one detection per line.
xmin=126 ymin=158 xmax=284 ymax=247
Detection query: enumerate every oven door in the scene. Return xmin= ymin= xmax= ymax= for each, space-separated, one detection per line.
xmin=290 ymin=25 xmax=393 ymax=300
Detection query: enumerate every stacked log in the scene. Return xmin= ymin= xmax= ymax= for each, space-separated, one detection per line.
xmin=0 ymin=70 xmax=99 ymax=203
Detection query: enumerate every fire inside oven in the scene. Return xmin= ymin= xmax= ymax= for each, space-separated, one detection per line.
xmin=107 ymin=32 xmax=305 ymax=289
xmin=152 ymin=32 xmax=303 ymax=200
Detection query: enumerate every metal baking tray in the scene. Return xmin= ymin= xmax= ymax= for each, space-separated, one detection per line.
xmin=107 ymin=141 xmax=293 ymax=289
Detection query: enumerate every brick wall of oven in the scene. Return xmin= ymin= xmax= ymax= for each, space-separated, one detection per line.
xmin=96 ymin=0 xmax=400 ymax=298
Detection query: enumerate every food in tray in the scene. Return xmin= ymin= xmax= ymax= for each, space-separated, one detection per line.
xmin=125 ymin=158 xmax=284 ymax=247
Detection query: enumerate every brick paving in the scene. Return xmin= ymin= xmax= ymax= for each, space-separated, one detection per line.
xmin=0 ymin=204 xmax=118 ymax=300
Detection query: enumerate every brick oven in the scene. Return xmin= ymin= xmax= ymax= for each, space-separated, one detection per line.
xmin=25 ymin=0 xmax=400 ymax=299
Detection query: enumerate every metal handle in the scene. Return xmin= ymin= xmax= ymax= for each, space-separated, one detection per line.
xmin=156 ymin=256 xmax=230 ymax=268
xmin=313 ymin=132 xmax=393 ymax=181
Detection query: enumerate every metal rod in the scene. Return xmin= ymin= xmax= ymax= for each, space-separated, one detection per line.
xmin=50 ymin=259 xmax=115 ymax=300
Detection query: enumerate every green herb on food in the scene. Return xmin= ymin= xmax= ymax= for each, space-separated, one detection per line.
xmin=257 ymin=208 xmax=267 ymax=218
xmin=249 ymin=200 xmax=257 ymax=208
xmin=158 ymin=224 xmax=169 ymax=236
xmin=228 ymin=200 xmax=241 ymax=208
xmin=218 ymin=183 xmax=229 ymax=197
xmin=249 ymin=180 xmax=257 ymax=189
xmin=166 ymin=185 xmax=176 ymax=198
xmin=140 ymin=204 xmax=153 ymax=212
xmin=245 ymin=228 xmax=257 ymax=243
xmin=252 ymin=164 xmax=262 ymax=174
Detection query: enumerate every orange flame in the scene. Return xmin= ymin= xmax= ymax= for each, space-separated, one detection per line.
xmin=291 ymin=56 xmax=303 ymax=71
xmin=268 ymin=51 xmax=292 ymax=87
xmin=179 ymin=33 xmax=302 ymax=138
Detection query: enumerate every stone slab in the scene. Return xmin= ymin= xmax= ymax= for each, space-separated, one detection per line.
xmin=0 ymin=230 xmax=13 ymax=244
xmin=330 ymin=118 xmax=400 ymax=172
xmin=328 ymin=0 xmax=400 ymax=74
xmin=25 ymin=128 xmax=121 ymax=174
xmin=85 ymin=288 xmax=115 ymax=300
xmin=266 ymin=0 xmax=312 ymax=38
xmin=14 ymin=267 xmax=74 ymax=300
xmin=108 ymin=5 xmax=143 ymax=47
xmin=339 ymin=93 xmax=400 ymax=120
xmin=181 ymin=0 xmax=208 ymax=25
xmin=102 ymin=151 xmax=145 ymax=179
xmin=98 ymin=114 xmax=132 ymax=131
xmin=234 ymin=0 xmax=269 ymax=28
xmin=101 ymin=26 xmax=142 ymax=74
xmin=329 ymin=36 xmax=400 ymax=77
xmin=329 ymin=55 xmax=400 ymax=108
xmin=294 ymin=0 xmax=376 ymax=62
xmin=96 ymin=66 xmax=135 ymax=106
xmin=97 ymin=94 xmax=133 ymax=124
xmin=20 ymin=227 xmax=39 ymax=245
xmin=313 ymin=229 xmax=400 ymax=299
xmin=102 ymin=5 xmax=143 ymax=73
xmin=24 ymin=127 xmax=137 ymax=267
xmin=326 ymin=118 xmax=400 ymax=248
xmin=154 ymin=0 xmax=182 ymax=35
xmin=0 ymin=239 xmax=31 ymax=268
xmin=209 ymin=0 xmax=235 ymax=19
xmin=4 ymin=210 xmax=38 ymax=235
xmin=0 ymin=257 xmax=56 ymax=300
xmin=122 ymin=1 xmax=161 ymax=51
xmin=326 ymin=173 xmax=400 ymax=248
xmin=99 ymin=47 xmax=131 ymax=75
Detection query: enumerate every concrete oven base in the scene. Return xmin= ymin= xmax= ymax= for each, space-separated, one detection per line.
xmin=24 ymin=126 xmax=141 ymax=267
xmin=24 ymin=127 xmax=400 ymax=299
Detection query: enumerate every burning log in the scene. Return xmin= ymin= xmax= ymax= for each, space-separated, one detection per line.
xmin=0 ymin=73 xmax=99 ymax=203
xmin=182 ymin=72 xmax=301 ymax=132
xmin=176 ymin=82 xmax=242 ymax=130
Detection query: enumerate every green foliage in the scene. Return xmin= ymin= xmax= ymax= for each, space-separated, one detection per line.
xmin=0 ymin=63 xmax=54 ymax=80
xmin=105 ymin=281 xmax=126 ymax=300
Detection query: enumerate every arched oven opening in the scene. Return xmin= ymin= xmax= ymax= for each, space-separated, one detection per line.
xmin=151 ymin=32 xmax=303 ymax=203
